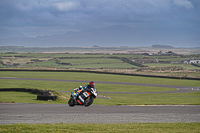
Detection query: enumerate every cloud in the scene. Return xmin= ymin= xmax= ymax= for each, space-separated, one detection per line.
xmin=54 ymin=1 xmax=81 ymax=11
xmin=0 ymin=0 xmax=194 ymax=23
xmin=173 ymin=0 xmax=194 ymax=10
xmin=0 ymin=0 xmax=198 ymax=37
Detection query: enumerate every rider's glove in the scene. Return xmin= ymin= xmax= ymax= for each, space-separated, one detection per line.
xmin=74 ymin=88 xmax=78 ymax=92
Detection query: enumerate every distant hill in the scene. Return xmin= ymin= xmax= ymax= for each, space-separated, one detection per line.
xmin=151 ymin=44 xmax=175 ymax=49
xmin=0 ymin=29 xmax=25 ymax=39
xmin=0 ymin=25 xmax=146 ymax=47
xmin=0 ymin=25 xmax=199 ymax=47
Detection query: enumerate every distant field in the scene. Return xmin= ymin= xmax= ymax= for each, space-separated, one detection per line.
xmin=1 ymin=46 xmax=200 ymax=54
xmin=0 ymin=71 xmax=200 ymax=105
xmin=17 ymin=58 xmax=137 ymax=69
xmin=59 ymin=58 xmax=137 ymax=69
xmin=1 ymin=71 xmax=200 ymax=86
xmin=20 ymin=60 xmax=59 ymax=67
xmin=1 ymin=52 xmax=200 ymax=78
xmin=145 ymin=63 xmax=198 ymax=69
xmin=60 ymin=58 xmax=122 ymax=64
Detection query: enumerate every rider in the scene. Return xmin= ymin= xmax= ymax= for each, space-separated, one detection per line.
xmin=74 ymin=85 xmax=83 ymax=92
xmin=75 ymin=81 xmax=95 ymax=104
xmin=73 ymin=85 xmax=82 ymax=100
xmin=83 ymin=81 xmax=95 ymax=90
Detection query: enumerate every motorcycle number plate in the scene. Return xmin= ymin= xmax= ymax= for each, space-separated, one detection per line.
xmin=83 ymin=92 xmax=89 ymax=97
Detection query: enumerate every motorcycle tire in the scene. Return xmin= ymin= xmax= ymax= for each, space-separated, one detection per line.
xmin=84 ymin=96 xmax=94 ymax=107
xmin=68 ymin=98 xmax=75 ymax=107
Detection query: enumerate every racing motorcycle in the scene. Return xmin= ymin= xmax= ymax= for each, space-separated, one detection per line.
xmin=68 ymin=87 xmax=97 ymax=107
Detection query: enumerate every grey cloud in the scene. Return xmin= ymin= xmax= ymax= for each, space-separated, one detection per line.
xmin=54 ymin=1 xmax=81 ymax=12
xmin=0 ymin=0 xmax=195 ymax=26
xmin=0 ymin=0 xmax=199 ymax=38
xmin=173 ymin=0 xmax=194 ymax=10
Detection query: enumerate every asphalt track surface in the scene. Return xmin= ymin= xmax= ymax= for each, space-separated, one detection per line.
xmin=0 ymin=77 xmax=200 ymax=124
xmin=0 ymin=104 xmax=200 ymax=124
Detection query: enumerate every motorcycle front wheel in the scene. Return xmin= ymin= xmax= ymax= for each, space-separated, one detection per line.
xmin=68 ymin=98 xmax=75 ymax=107
xmin=84 ymin=96 xmax=94 ymax=107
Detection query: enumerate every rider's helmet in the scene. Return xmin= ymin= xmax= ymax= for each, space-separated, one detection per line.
xmin=89 ymin=81 xmax=95 ymax=88
xmin=79 ymin=86 xmax=83 ymax=90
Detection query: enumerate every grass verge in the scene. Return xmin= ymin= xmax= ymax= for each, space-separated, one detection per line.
xmin=0 ymin=91 xmax=69 ymax=104
xmin=0 ymin=71 xmax=199 ymax=105
xmin=96 ymin=92 xmax=200 ymax=105
xmin=0 ymin=123 xmax=200 ymax=133
xmin=0 ymin=71 xmax=200 ymax=87
xmin=0 ymin=91 xmax=200 ymax=105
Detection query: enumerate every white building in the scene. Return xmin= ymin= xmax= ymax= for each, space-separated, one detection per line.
xmin=183 ymin=59 xmax=200 ymax=64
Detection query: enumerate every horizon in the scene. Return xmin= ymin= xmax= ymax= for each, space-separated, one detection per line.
xmin=1 ymin=45 xmax=200 ymax=49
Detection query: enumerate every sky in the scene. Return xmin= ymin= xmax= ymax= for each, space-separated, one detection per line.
xmin=0 ymin=0 xmax=199 ymax=46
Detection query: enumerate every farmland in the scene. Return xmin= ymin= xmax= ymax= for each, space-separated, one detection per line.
xmin=0 ymin=46 xmax=200 ymax=78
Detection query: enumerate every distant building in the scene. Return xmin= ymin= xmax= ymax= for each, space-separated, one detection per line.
xmin=153 ymin=51 xmax=177 ymax=56
xmin=183 ymin=59 xmax=200 ymax=64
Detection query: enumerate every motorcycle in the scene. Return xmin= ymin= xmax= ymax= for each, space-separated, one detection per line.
xmin=68 ymin=87 xmax=97 ymax=107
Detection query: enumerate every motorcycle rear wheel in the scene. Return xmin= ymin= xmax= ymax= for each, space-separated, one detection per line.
xmin=84 ymin=96 xmax=94 ymax=107
xmin=68 ymin=98 xmax=75 ymax=107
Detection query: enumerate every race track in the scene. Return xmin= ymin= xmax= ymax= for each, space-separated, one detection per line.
xmin=0 ymin=77 xmax=200 ymax=124
xmin=0 ymin=104 xmax=200 ymax=124
xmin=0 ymin=77 xmax=197 ymax=89
xmin=0 ymin=77 xmax=198 ymax=94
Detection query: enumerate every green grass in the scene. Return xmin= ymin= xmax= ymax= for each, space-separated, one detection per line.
xmin=0 ymin=71 xmax=199 ymax=87
xmin=60 ymin=58 xmax=123 ymax=64
xmin=0 ymin=79 xmax=199 ymax=105
xmin=96 ymin=92 xmax=200 ymax=105
xmin=15 ymin=58 xmax=138 ymax=69
xmin=142 ymin=71 xmax=200 ymax=78
xmin=61 ymin=63 xmax=135 ymax=69
xmin=58 ymin=58 xmax=137 ymax=68
xmin=17 ymin=53 xmax=54 ymax=58
xmin=0 ymin=91 xmax=69 ymax=104
xmin=2 ymin=91 xmax=200 ymax=105
xmin=53 ymin=53 xmax=142 ymax=58
xmin=20 ymin=60 xmax=58 ymax=67
xmin=0 ymin=91 xmax=43 ymax=104
xmin=0 ymin=123 xmax=200 ymax=133
xmin=10 ymin=57 xmax=137 ymax=69
xmin=0 ymin=64 xmax=6 ymax=68
xmin=0 ymin=71 xmax=200 ymax=105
